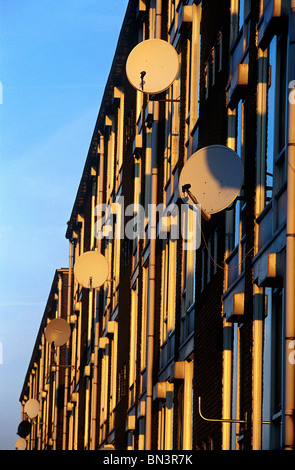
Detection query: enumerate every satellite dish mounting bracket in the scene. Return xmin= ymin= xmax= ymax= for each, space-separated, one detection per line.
xmin=182 ymin=184 xmax=211 ymax=222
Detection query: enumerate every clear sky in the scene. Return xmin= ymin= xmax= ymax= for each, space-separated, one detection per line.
xmin=0 ymin=0 xmax=129 ymax=450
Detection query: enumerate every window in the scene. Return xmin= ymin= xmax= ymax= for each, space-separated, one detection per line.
xmin=266 ymin=35 xmax=287 ymax=202
xmin=118 ymin=363 xmax=127 ymax=401
xmin=163 ymin=69 xmax=180 ymax=196
xmin=181 ymin=206 xmax=197 ymax=342
xmin=99 ymin=343 xmax=109 ymax=444
xmin=262 ymin=287 xmax=284 ymax=449
xmin=211 ymin=46 xmax=216 ymax=87
xmin=231 ymin=323 xmax=243 ymax=449
xmin=204 ymin=58 xmax=209 ymax=100
xmin=213 ymin=228 xmax=218 ymax=275
xmin=226 ymin=99 xmax=245 ymax=262
xmin=236 ymin=0 xmax=250 ymax=38
xmin=265 ymin=39 xmax=276 ymax=202
xmin=168 ymin=0 xmax=176 ymax=32
xmin=109 ymin=325 xmax=118 ymax=432
xmin=160 ymin=237 xmax=177 ymax=368
xmin=218 ymin=29 xmax=223 ymax=72
xmin=238 ymin=0 xmax=245 ymax=32
xmin=129 ymin=281 xmax=138 ymax=407
xmin=106 ymin=115 xmax=116 ymax=201
xmin=256 ymin=32 xmax=288 ymax=220
xmin=184 ymin=4 xmax=201 ymax=158
xmin=130 ymin=157 xmax=142 ymax=269
xmin=230 ymin=0 xmax=251 ymax=67
xmin=140 ymin=264 xmax=149 ymax=393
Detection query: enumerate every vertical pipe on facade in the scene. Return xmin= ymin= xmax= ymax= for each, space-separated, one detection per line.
xmin=222 ymin=113 xmax=236 ymax=449
xmin=252 ymin=48 xmax=268 ymax=451
xmin=62 ymin=240 xmax=73 ymax=449
xmin=222 ymin=318 xmax=232 ymax=449
xmin=53 ymin=273 xmax=62 ymax=449
xmin=284 ymin=0 xmax=295 ymax=451
xmin=145 ymin=0 xmax=162 ymax=451
xmin=252 ymin=294 xmax=263 ymax=449
xmin=40 ymin=336 xmax=45 ymax=448
xmin=37 ymin=337 xmax=44 ymax=447
xmin=90 ymin=133 xmax=104 ymax=449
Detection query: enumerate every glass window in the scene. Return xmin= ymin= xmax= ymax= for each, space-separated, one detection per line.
xmin=160 ymin=237 xmax=177 ymax=364
xmin=231 ymin=324 xmax=242 ymax=449
xmin=232 ymin=99 xmax=245 ymax=250
xmin=129 ymin=281 xmax=138 ymax=407
xmin=164 ymin=69 xmax=180 ymax=191
xmin=262 ymin=287 xmax=284 ymax=449
xmin=239 ymin=0 xmax=245 ymax=31
xmin=266 ymin=38 xmax=276 ymax=202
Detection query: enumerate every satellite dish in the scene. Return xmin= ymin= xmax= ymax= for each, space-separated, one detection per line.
xmin=179 ymin=145 xmax=244 ymax=215
xmin=126 ymin=39 xmax=179 ymax=94
xmin=45 ymin=318 xmax=71 ymax=347
xmin=24 ymin=399 xmax=40 ymax=419
xmin=17 ymin=420 xmax=31 ymax=438
xmin=15 ymin=437 xmax=27 ymax=450
xmin=74 ymin=251 xmax=109 ymax=289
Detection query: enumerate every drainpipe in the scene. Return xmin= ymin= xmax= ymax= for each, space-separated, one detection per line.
xmin=284 ymin=0 xmax=295 ymax=451
xmin=251 ymin=48 xmax=269 ymax=450
xmin=90 ymin=132 xmax=104 ymax=449
xmin=222 ymin=114 xmax=236 ymax=449
xmin=222 ymin=319 xmax=232 ymax=449
xmin=52 ymin=273 xmax=62 ymax=449
xmin=62 ymin=240 xmax=73 ymax=449
xmin=145 ymin=0 xmax=162 ymax=451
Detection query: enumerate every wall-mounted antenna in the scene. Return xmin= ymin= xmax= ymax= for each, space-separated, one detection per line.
xmin=126 ymin=39 xmax=179 ymax=95
xmin=73 ymin=251 xmax=109 ymax=289
xmin=24 ymin=399 xmax=40 ymax=419
xmin=15 ymin=437 xmax=27 ymax=450
xmin=17 ymin=420 xmax=32 ymax=439
xmin=179 ymin=145 xmax=244 ymax=220
xmin=44 ymin=318 xmax=71 ymax=348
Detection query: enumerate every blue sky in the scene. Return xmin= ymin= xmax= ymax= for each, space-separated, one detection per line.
xmin=0 ymin=0 xmax=129 ymax=450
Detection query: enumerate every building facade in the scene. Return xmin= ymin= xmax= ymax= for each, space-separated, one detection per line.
xmin=19 ymin=0 xmax=295 ymax=451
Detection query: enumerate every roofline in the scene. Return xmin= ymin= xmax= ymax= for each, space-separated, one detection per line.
xmin=65 ymin=0 xmax=137 ymax=240
xmin=19 ymin=268 xmax=69 ymax=402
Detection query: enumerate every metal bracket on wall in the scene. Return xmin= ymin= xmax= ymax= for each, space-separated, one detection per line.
xmin=198 ymin=397 xmax=248 ymax=430
xmin=182 ymin=184 xmax=211 ymax=222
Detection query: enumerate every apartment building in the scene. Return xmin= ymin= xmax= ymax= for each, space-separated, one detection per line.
xmin=19 ymin=269 xmax=69 ymax=450
xmin=19 ymin=0 xmax=295 ymax=451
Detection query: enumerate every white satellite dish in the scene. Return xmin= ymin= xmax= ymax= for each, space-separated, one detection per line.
xmin=15 ymin=437 xmax=27 ymax=450
xmin=126 ymin=39 xmax=179 ymax=94
xmin=24 ymin=399 xmax=40 ymax=419
xmin=45 ymin=318 xmax=71 ymax=347
xmin=179 ymin=145 xmax=244 ymax=215
xmin=74 ymin=251 xmax=109 ymax=289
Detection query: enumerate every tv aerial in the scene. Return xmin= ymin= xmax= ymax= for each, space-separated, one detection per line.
xmin=24 ymin=399 xmax=40 ymax=419
xmin=73 ymin=251 xmax=109 ymax=289
xmin=126 ymin=38 xmax=179 ymax=94
xmin=44 ymin=318 xmax=71 ymax=347
xmin=179 ymin=145 xmax=244 ymax=220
